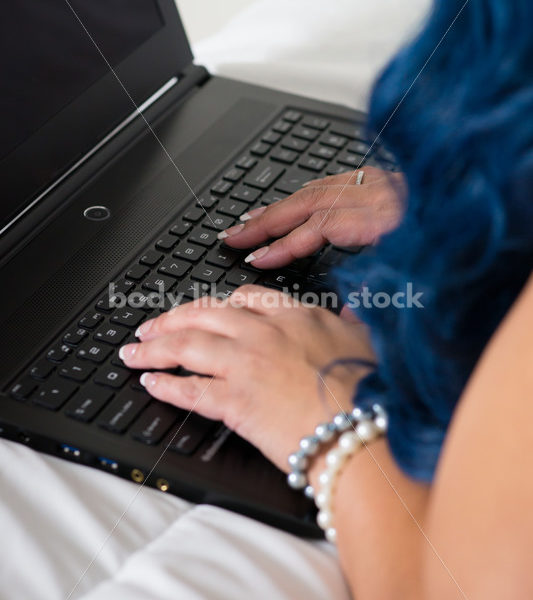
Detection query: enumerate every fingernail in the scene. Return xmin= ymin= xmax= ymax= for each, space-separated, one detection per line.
xmin=140 ymin=372 xmax=158 ymax=388
xmin=244 ymin=246 xmax=269 ymax=263
xmin=240 ymin=206 xmax=267 ymax=222
xmin=119 ymin=344 xmax=137 ymax=361
xmin=136 ymin=320 xmax=153 ymax=339
xmin=218 ymin=223 xmax=244 ymax=240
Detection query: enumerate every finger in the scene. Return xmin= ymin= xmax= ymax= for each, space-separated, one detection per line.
xmin=219 ymin=191 xmax=314 ymax=249
xmin=119 ymin=329 xmax=234 ymax=375
xmin=135 ymin=297 xmax=260 ymax=341
xmin=141 ymin=372 xmax=228 ymax=422
xmin=230 ymin=284 xmax=299 ymax=314
xmin=340 ymin=303 xmax=362 ymax=323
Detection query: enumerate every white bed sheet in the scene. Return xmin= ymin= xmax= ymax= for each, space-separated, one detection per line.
xmin=1 ymin=2 xmax=429 ymax=598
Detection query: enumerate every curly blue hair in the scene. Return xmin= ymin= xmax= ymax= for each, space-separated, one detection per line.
xmin=335 ymin=0 xmax=533 ymax=481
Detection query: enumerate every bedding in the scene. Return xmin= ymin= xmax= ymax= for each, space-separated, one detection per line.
xmin=0 ymin=1 xmax=429 ymax=598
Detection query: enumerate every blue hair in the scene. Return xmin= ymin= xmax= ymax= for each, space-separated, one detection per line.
xmin=335 ymin=0 xmax=533 ymax=482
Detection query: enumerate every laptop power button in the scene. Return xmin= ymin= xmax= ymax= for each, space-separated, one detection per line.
xmin=83 ymin=206 xmax=111 ymax=221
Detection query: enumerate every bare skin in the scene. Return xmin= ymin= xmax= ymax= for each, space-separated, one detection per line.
xmin=119 ymin=170 xmax=533 ymax=598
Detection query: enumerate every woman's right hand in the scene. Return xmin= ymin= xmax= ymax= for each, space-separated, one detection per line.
xmin=218 ymin=166 xmax=406 ymax=269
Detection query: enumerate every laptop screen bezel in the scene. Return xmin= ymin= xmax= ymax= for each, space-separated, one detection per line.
xmin=1 ymin=0 xmax=193 ymax=238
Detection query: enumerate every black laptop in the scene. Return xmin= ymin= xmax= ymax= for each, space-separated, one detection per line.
xmin=0 ymin=1 xmax=392 ymax=537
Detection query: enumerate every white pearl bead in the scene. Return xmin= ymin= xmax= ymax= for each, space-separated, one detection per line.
xmin=326 ymin=448 xmax=343 ymax=468
xmin=356 ymin=419 xmax=378 ymax=442
xmin=317 ymin=509 xmax=332 ymax=530
xmin=339 ymin=431 xmax=359 ymax=452
xmin=318 ymin=471 xmax=331 ymax=487
xmin=315 ymin=490 xmax=330 ymax=509
xmin=325 ymin=527 xmax=337 ymax=544
xmin=374 ymin=414 xmax=388 ymax=432
xmin=351 ymin=407 xmax=363 ymax=421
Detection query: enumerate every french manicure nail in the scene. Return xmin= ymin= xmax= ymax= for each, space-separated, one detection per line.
xmin=240 ymin=206 xmax=267 ymax=222
xmin=217 ymin=223 xmax=244 ymax=240
xmin=244 ymin=246 xmax=269 ymax=263
xmin=140 ymin=372 xmax=157 ymax=388
xmin=119 ymin=344 xmax=137 ymax=360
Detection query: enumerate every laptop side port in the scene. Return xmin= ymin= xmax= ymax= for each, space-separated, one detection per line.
xmin=60 ymin=443 xmax=81 ymax=458
xmin=98 ymin=456 xmax=119 ymax=471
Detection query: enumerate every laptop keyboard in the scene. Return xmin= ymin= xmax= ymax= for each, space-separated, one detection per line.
xmin=7 ymin=108 xmax=396 ymax=457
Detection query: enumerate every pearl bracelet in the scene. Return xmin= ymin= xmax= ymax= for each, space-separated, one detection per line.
xmin=287 ymin=406 xmax=368 ymax=498
xmin=315 ymin=404 xmax=388 ymax=543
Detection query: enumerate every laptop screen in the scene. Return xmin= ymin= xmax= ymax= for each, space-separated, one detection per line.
xmin=0 ymin=0 xmax=192 ymax=237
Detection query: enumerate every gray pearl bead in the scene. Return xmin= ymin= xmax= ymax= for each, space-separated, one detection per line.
xmin=288 ymin=452 xmax=308 ymax=471
xmin=287 ymin=471 xmax=307 ymax=490
xmin=299 ymin=435 xmax=319 ymax=455
xmin=314 ymin=422 xmax=335 ymax=443
xmin=304 ymin=485 xmax=315 ymax=499
xmin=333 ymin=412 xmax=352 ymax=432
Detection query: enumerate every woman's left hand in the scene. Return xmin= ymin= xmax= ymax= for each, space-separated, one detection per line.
xmin=119 ymin=285 xmax=374 ymax=472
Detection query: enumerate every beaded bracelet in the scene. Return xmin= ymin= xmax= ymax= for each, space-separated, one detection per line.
xmin=286 ymin=406 xmax=367 ymax=499
xmin=315 ymin=404 xmax=388 ymax=543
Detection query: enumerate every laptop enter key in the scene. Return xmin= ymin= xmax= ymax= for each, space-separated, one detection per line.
xmin=130 ymin=402 xmax=177 ymax=445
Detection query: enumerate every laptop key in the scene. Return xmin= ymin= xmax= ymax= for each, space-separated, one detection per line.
xmin=111 ymin=307 xmax=146 ymax=328
xmin=326 ymin=164 xmax=351 ymax=176
xmin=182 ymin=206 xmax=205 ymax=223
xmin=46 ymin=343 xmax=72 ymax=363
xmin=302 ymin=116 xmax=329 ymax=130
xmin=319 ymin=133 xmax=347 ymax=149
xmin=157 ymin=257 xmax=191 ymax=278
xmin=292 ymin=125 xmax=319 ymax=141
xmin=126 ymin=264 xmax=150 ymax=281
xmin=173 ymin=242 xmax=205 ymax=262
xmin=169 ymin=221 xmax=192 ymax=237
xmin=30 ymin=359 xmax=55 ymax=380
xmin=235 ymin=155 xmax=257 ymax=170
xmin=230 ymin=185 xmax=261 ymax=204
xmin=250 ymin=142 xmax=270 ymax=157
xmin=94 ymin=365 xmax=130 ymax=389
xmin=270 ymin=147 xmax=298 ymax=164
xmin=347 ymin=140 xmax=370 ymax=155
xmin=205 ymin=247 xmax=240 ymax=269
xmin=309 ymin=144 xmax=337 ymax=160
xmin=188 ymin=227 xmax=218 ymax=247
xmin=282 ymin=110 xmax=302 ymax=123
xmin=274 ymin=169 xmax=310 ymax=195
xmin=216 ymin=198 xmax=248 ymax=217
xmin=139 ymin=249 xmax=164 ymax=267
xmin=76 ymin=341 xmax=113 ymax=363
xmin=130 ymin=403 xmax=177 ymax=445
xmin=65 ymin=385 xmax=113 ymax=422
xmin=337 ymin=152 xmax=365 ymax=168
xmin=262 ymin=192 xmax=286 ymax=206
xmin=223 ymin=167 xmax=245 ymax=182
xmin=34 ymin=377 xmax=78 ymax=410
xmin=226 ymin=268 xmax=260 ymax=287
xmin=243 ymin=162 xmax=285 ymax=190
xmin=281 ymin=137 xmax=309 ymax=152
xmin=262 ymin=130 xmax=281 ymax=145
xmin=78 ymin=311 xmax=104 ymax=330
xmin=211 ymin=180 xmax=232 ymax=195
xmin=329 ymin=122 xmax=366 ymax=140
xmin=10 ymin=377 xmax=37 ymax=400
xmin=142 ymin=274 xmax=177 ymax=293
xmin=155 ymin=233 xmax=178 ymax=251
xmin=190 ymin=265 xmax=224 ymax=284
xmin=167 ymin=413 xmax=217 ymax=455
xmin=204 ymin=215 xmax=234 ymax=231
xmin=272 ymin=120 xmax=292 ymax=134
xmin=195 ymin=195 xmax=218 ymax=209
xmin=94 ymin=323 xmax=129 ymax=345
xmin=299 ymin=156 xmax=327 ymax=172
xmin=98 ymin=388 xmax=150 ymax=433
xmin=63 ymin=326 xmax=89 ymax=346
xmin=59 ymin=360 xmax=95 ymax=382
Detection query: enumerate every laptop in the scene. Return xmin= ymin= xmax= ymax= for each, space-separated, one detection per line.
xmin=0 ymin=1 xmax=393 ymax=537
